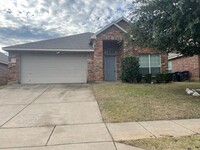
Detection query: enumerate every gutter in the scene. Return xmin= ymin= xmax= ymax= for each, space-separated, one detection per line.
xmin=0 ymin=61 xmax=8 ymax=65
xmin=3 ymin=48 xmax=94 ymax=52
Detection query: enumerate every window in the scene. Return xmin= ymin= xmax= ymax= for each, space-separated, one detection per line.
xmin=168 ymin=61 xmax=172 ymax=73
xmin=139 ymin=54 xmax=161 ymax=75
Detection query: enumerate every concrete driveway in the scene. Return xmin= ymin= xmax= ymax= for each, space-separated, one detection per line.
xmin=0 ymin=84 xmax=140 ymax=150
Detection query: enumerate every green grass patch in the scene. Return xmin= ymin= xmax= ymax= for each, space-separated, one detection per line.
xmin=92 ymin=82 xmax=200 ymax=122
xmin=121 ymin=134 xmax=200 ymax=150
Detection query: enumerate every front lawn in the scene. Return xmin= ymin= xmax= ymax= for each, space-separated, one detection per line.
xmin=92 ymin=82 xmax=200 ymax=122
xmin=121 ymin=134 xmax=200 ymax=150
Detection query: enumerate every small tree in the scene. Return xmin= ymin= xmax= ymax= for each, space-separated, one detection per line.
xmin=121 ymin=56 xmax=141 ymax=83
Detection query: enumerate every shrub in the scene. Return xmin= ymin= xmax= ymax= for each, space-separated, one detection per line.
xmin=164 ymin=73 xmax=173 ymax=83
xmin=145 ymin=74 xmax=152 ymax=83
xmin=136 ymin=74 xmax=142 ymax=83
xmin=121 ymin=56 xmax=140 ymax=83
xmin=156 ymin=73 xmax=164 ymax=83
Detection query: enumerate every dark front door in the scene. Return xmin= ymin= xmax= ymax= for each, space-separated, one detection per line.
xmin=104 ymin=56 xmax=116 ymax=81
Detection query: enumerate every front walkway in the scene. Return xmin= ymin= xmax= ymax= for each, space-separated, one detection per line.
xmin=0 ymin=84 xmax=199 ymax=150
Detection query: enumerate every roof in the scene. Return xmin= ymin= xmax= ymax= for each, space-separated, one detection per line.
xmin=91 ymin=17 xmax=129 ymax=39
xmin=168 ymin=53 xmax=183 ymax=60
xmin=0 ymin=52 xmax=8 ymax=64
xmin=3 ymin=32 xmax=94 ymax=52
xmin=115 ymin=17 xmax=130 ymax=24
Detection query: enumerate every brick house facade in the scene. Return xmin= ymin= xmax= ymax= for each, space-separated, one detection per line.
xmin=4 ymin=17 xmax=168 ymax=84
xmin=90 ymin=18 xmax=168 ymax=81
xmin=169 ymin=55 xmax=200 ymax=81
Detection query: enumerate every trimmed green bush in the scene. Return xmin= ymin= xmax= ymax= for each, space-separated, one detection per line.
xmin=121 ymin=56 xmax=140 ymax=83
xmin=136 ymin=74 xmax=142 ymax=83
xmin=164 ymin=73 xmax=173 ymax=83
xmin=145 ymin=74 xmax=152 ymax=83
xmin=156 ymin=73 xmax=164 ymax=83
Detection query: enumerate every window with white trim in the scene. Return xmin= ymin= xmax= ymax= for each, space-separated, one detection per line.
xmin=139 ymin=54 xmax=161 ymax=75
xmin=168 ymin=61 xmax=172 ymax=73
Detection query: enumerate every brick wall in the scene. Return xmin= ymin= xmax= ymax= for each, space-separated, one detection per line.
xmin=87 ymin=53 xmax=94 ymax=82
xmin=93 ymin=25 xmax=125 ymax=81
xmin=117 ymin=45 xmax=168 ymax=78
xmin=92 ymin=24 xmax=168 ymax=81
xmin=8 ymin=51 xmax=20 ymax=83
xmin=171 ymin=55 xmax=200 ymax=81
xmin=0 ymin=63 xmax=8 ymax=85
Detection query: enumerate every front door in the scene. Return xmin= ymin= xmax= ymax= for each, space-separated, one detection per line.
xmin=104 ymin=56 xmax=116 ymax=81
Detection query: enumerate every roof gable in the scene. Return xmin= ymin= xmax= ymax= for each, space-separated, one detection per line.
xmin=115 ymin=17 xmax=129 ymax=24
xmin=91 ymin=17 xmax=130 ymax=39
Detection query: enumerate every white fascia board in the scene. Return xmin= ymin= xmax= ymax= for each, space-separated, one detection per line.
xmin=3 ymin=48 xmax=94 ymax=52
xmin=115 ymin=17 xmax=130 ymax=24
xmin=91 ymin=23 xmax=128 ymax=39
xmin=92 ymin=23 xmax=116 ymax=38
xmin=0 ymin=61 xmax=8 ymax=65
xmin=168 ymin=55 xmax=183 ymax=60
xmin=114 ymin=23 xmax=128 ymax=33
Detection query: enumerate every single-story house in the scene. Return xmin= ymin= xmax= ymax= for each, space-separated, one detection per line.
xmin=3 ymin=17 xmax=168 ymax=84
xmin=168 ymin=53 xmax=200 ymax=81
xmin=0 ymin=52 xmax=8 ymax=85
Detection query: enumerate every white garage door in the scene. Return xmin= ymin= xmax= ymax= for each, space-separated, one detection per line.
xmin=20 ymin=52 xmax=87 ymax=84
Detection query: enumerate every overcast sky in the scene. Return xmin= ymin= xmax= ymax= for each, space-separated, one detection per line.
xmin=0 ymin=0 xmax=133 ymax=53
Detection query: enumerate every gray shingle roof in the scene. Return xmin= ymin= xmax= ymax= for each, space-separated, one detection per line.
xmin=0 ymin=52 xmax=8 ymax=64
xmin=3 ymin=32 xmax=94 ymax=51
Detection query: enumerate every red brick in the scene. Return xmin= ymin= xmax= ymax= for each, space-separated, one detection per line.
xmin=170 ymin=55 xmax=200 ymax=81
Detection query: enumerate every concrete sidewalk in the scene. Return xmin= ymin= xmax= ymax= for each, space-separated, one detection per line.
xmin=0 ymin=84 xmax=199 ymax=150
xmin=0 ymin=119 xmax=198 ymax=150
xmin=107 ymin=119 xmax=200 ymax=141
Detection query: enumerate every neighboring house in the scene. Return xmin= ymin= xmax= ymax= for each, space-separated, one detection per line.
xmin=2 ymin=17 xmax=168 ymax=84
xmin=168 ymin=53 xmax=200 ymax=81
xmin=0 ymin=52 xmax=8 ymax=85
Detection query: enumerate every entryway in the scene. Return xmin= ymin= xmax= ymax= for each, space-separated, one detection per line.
xmin=103 ymin=40 xmax=122 ymax=81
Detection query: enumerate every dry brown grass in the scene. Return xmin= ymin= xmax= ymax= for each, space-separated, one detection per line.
xmin=92 ymin=82 xmax=200 ymax=122
xmin=121 ymin=134 xmax=200 ymax=150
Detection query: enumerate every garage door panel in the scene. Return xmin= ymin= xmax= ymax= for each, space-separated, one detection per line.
xmin=24 ymin=76 xmax=86 ymax=84
xmin=21 ymin=53 xmax=87 ymax=84
xmin=29 ymin=69 xmax=86 ymax=77
xmin=26 ymin=63 xmax=85 ymax=69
